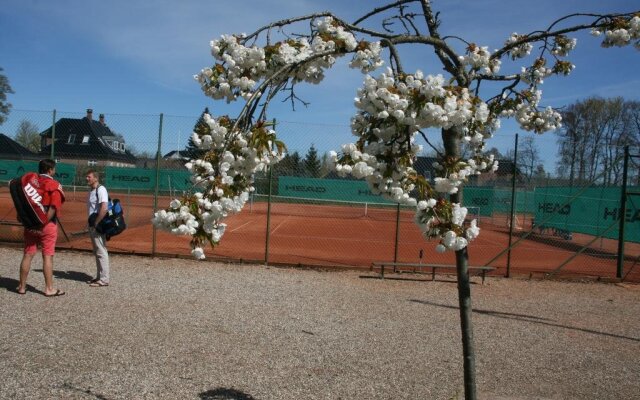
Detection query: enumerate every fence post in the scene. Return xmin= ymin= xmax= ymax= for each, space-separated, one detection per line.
xmin=506 ymin=133 xmax=519 ymax=278
xmin=50 ymin=109 xmax=56 ymax=159
xmin=152 ymin=113 xmax=164 ymax=256
xmin=616 ymin=145 xmax=629 ymax=279
xmin=264 ymin=118 xmax=276 ymax=266
xmin=393 ymin=203 xmax=400 ymax=263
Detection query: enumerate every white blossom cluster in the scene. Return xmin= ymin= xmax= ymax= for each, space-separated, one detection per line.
xmin=458 ymin=44 xmax=501 ymax=75
xmin=499 ymin=89 xmax=563 ymax=133
xmin=551 ymin=35 xmax=577 ymax=56
xmin=505 ymin=33 xmax=533 ymax=59
xmin=520 ymin=62 xmax=552 ymax=85
xmin=338 ymin=68 xmax=496 ymax=197
xmin=152 ymin=113 xmax=284 ymax=259
xmin=414 ymin=200 xmax=480 ymax=251
xmin=592 ymin=16 xmax=640 ymax=49
xmin=195 ymin=17 xmax=384 ymax=102
xmin=352 ymin=68 xmax=492 ymax=133
xmin=349 ymin=41 xmax=384 ymax=73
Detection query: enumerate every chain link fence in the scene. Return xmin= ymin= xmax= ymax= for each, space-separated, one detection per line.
xmin=0 ymin=109 xmax=638 ymax=282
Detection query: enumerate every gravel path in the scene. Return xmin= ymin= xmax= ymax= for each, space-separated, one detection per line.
xmin=0 ymin=246 xmax=639 ymax=400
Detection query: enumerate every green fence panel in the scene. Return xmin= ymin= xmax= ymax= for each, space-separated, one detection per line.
xmin=0 ymin=160 xmax=76 ymax=185
xmin=464 ymin=187 xmax=495 ymax=216
xmin=464 ymin=187 xmax=535 ymax=216
xmin=105 ymin=167 xmax=191 ymax=191
xmin=278 ymin=176 xmax=393 ymax=204
xmin=157 ymin=170 xmax=192 ymax=192
xmin=534 ymin=186 xmax=639 ymax=243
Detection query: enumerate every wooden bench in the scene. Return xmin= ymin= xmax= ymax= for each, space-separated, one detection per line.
xmin=370 ymin=261 xmax=495 ymax=284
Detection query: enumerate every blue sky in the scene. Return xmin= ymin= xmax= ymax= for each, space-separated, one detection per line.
xmin=1 ymin=0 xmax=639 ymax=171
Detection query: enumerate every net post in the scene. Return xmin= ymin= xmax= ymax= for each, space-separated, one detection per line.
xmin=616 ymin=145 xmax=629 ymax=279
xmin=152 ymin=113 xmax=163 ymax=257
xmin=393 ymin=202 xmax=400 ymax=265
xmin=50 ymin=109 xmax=56 ymax=159
xmin=507 ymin=133 xmax=519 ymax=278
xmin=264 ymin=118 xmax=276 ymax=266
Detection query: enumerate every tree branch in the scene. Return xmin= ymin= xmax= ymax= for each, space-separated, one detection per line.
xmin=491 ymin=12 xmax=638 ymax=60
xmin=352 ymin=0 xmax=418 ymax=25
xmin=419 ymin=0 xmax=466 ymax=85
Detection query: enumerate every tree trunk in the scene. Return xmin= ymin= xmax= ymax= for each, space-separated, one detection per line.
xmin=442 ymin=128 xmax=477 ymax=400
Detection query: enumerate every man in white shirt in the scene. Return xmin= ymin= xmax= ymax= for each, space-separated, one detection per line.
xmin=86 ymin=170 xmax=110 ymax=287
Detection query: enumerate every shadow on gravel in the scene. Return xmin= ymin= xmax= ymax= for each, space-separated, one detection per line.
xmin=200 ymin=387 xmax=257 ymax=399
xmin=61 ymin=383 xmax=109 ymax=399
xmin=34 ymin=268 xmax=93 ymax=283
xmin=0 ymin=276 xmax=43 ymax=295
xmin=0 ymin=276 xmax=19 ymax=291
xmin=360 ymin=274 xmax=469 ymax=284
xmin=410 ymin=299 xmax=640 ymax=342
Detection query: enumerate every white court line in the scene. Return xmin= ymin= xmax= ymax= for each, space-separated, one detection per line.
xmin=230 ymin=221 xmax=252 ymax=232
xmin=269 ymin=216 xmax=290 ymax=235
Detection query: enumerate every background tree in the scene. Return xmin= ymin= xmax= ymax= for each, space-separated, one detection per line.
xmin=319 ymin=151 xmax=333 ymax=177
xmin=0 ymin=67 xmax=14 ymax=125
xmin=304 ymin=144 xmax=322 ymax=177
xmin=274 ymin=151 xmax=303 ymax=176
xmin=506 ymin=136 xmax=541 ymax=183
xmin=152 ymin=4 xmax=640 ymax=399
xmin=184 ymin=107 xmax=209 ymax=160
xmin=557 ymin=97 xmax=640 ymax=186
xmin=14 ymin=120 xmax=40 ymax=152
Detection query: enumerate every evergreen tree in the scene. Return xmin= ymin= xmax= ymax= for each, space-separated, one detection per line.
xmin=304 ymin=144 xmax=321 ymax=177
xmin=0 ymin=67 xmax=14 ymax=125
xmin=184 ymin=107 xmax=209 ymax=160
xmin=275 ymin=151 xmax=303 ymax=176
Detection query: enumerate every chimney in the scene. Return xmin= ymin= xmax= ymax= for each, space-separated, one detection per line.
xmin=86 ymin=108 xmax=93 ymax=120
xmin=99 ymin=113 xmax=105 ymax=125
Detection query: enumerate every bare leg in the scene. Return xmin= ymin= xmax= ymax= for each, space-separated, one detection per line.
xmin=17 ymin=253 xmax=35 ymax=293
xmin=42 ymin=254 xmax=57 ymax=295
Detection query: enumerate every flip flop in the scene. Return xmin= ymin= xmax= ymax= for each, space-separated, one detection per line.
xmin=44 ymin=289 xmax=66 ymax=297
xmin=16 ymin=288 xmax=26 ymax=295
xmin=86 ymin=278 xmax=100 ymax=284
xmin=89 ymin=281 xmax=109 ymax=287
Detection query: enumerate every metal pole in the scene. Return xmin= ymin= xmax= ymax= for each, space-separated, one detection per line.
xmin=50 ymin=109 xmax=56 ymax=159
xmin=506 ymin=133 xmax=519 ymax=278
xmin=152 ymin=113 xmax=163 ymax=256
xmin=393 ymin=202 xmax=401 ymax=264
xmin=616 ymin=145 xmax=629 ymax=279
xmin=264 ymin=118 xmax=276 ymax=265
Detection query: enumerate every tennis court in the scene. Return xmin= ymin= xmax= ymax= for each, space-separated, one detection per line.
xmin=1 ymin=188 xmax=637 ymax=282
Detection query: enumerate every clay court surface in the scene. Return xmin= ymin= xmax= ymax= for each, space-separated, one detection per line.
xmin=1 ymin=189 xmax=638 ymax=282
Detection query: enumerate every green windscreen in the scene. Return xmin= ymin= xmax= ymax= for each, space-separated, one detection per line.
xmin=278 ymin=176 xmax=393 ymax=204
xmin=533 ymin=186 xmax=639 ymax=242
xmin=0 ymin=160 xmax=76 ymax=186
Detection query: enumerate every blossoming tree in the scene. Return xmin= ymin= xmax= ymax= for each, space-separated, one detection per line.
xmin=152 ymin=2 xmax=639 ymax=398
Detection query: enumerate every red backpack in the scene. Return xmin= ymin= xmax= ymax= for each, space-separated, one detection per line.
xmin=9 ymin=172 xmax=65 ymax=229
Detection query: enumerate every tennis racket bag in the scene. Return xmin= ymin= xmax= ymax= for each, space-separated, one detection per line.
xmin=9 ymin=172 xmax=55 ymax=229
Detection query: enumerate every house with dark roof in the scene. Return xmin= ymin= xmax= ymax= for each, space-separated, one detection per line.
xmin=39 ymin=109 xmax=137 ymax=167
xmin=0 ymin=133 xmax=40 ymax=161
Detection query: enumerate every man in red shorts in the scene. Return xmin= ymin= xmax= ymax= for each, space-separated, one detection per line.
xmin=16 ymin=159 xmax=66 ymax=297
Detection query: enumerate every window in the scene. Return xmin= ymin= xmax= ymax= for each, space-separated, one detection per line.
xmin=82 ymin=135 xmax=90 ymax=144
xmin=120 ymin=143 xmax=125 ymax=151
xmin=112 ymin=141 xmax=120 ymax=150
xmin=67 ymin=134 xmax=76 ymax=144
xmin=87 ymin=160 xmax=97 ymax=166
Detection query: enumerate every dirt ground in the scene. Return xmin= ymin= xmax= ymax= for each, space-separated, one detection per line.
xmin=0 ymin=246 xmax=639 ymax=399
